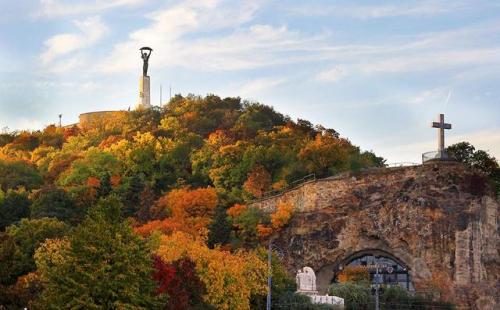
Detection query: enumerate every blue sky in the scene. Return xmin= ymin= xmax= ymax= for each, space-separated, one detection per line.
xmin=1 ymin=0 xmax=499 ymax=163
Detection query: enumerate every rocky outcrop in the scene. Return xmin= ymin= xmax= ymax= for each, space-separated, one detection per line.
xmin=251 ymin=162 xmax=499 ymax=309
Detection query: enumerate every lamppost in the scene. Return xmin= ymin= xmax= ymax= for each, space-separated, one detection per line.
xmin=266 ymin=241 xmax=284 ymax=310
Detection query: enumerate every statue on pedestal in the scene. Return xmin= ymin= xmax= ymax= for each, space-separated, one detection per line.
xmin=296 ymin=267 xmax=317 ymax=293
xmin=140 ymin=47 xmax=153 ymax=76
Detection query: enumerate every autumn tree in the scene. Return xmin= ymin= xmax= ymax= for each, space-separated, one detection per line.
xmin=153 ymin=256 xmax=207 ymax=310
xmin=243 ymin=165 xmax=272 ymax=198
xmin=157 ymin=231 xmax=267 ymax=310
xmin=36 ymin=196 xmax=160 ymax=308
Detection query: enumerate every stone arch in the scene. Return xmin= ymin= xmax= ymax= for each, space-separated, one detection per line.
xmin=316 ymin=248 xmax=414 ymax=294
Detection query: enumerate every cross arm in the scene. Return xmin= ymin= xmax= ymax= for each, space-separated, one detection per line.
xmin=432 ymin=122 xmax=452 ymax=129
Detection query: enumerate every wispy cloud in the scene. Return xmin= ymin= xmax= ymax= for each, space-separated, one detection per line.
xmin=40 ymin=16 xmax=108 ymax=72
xmin=33 ymin=0 xmax=146 ymax=18
xmin=316 ymin=66 xmax=345 ymax=82
xmin=96 ymin=0 xmax=326 ymax=73
xmin=237 ymin=77 xmax=288 ymax=97
xmin=287 ymin=1 xmax=496 ymax=19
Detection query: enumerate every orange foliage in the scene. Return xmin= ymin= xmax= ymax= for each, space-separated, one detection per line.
xmin=243 ymin=165 xmax=271 ymax=198
xmin=98 ymin=135 xmax=122 ymax=148
xmin=110 ymin=175 xmax=121 ymax=188
xmin=226 ymin=204 xmax=247 ymax=218
xmin=136 ymin=187 xmax=218 ymax=238
xmin=256 ymin=224 xmax=272 ymax=238
xmin=337 ymin=266 xmax=370 ymax=283
xmin=270 ymin=202 xmax=294 ymax=229
xmin=157 ymin=187 xmax=218 ymax=218
xmin=86 ymin=177 xmax=101 ymax=188
xmin=63 ymin=126 xmax=80 ymax=139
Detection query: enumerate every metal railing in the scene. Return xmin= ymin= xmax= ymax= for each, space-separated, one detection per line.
xmin=422 ymin=150 xmax=455 ymax=163
xmin=257 ymin=174 xmax=316 ymax=201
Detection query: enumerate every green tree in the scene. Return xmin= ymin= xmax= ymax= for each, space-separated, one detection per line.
xmin=0 ymin=160 xmax=43 ymax=191
xmin=329 ymin=281 xmax=373 ymax=310
xmin=447 ymin=141 xmax=500 ymax=193
xmin=30 ymin=187 xmax=82 ymax=224
xmin=207 ymin=205 xmax=232 ymax=248
xmin=1 ymin=218 xmax=69 ymax=286
xmin=0 ymin=189 xmax=31 ymax=230
xmin=36 ymin=195 xmax=160 ymax=309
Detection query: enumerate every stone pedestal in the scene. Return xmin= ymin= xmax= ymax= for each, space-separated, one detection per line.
xmin=137 ymin=75 xmax=151 ymax=110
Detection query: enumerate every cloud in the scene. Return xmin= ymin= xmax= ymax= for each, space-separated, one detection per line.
xmin=287 ymin=1 xmax=496 ymax=19
xmin=314 ymin=20 xmax=500 ymax=82
xmin=237 ymin=77 xmax=288 ymax=97
xmin=96 ymin=0 xmax=325 ymax=73
xmin=40 ymin=16 xmax=108 ymax=72
xmin=316 ymin=66 xmax=345 ymax=82
xmin=34 ymin=0 xmax=146 ymax=18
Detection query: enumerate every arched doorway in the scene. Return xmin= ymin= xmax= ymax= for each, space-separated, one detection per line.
xmin=316 ymin=249 xmax=414 ymax=293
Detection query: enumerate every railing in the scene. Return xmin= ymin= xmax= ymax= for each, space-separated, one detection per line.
xmin=385 ymin=162 xmax=420 ymax=168
xmin=256 ymin=174 xmax=316 ymax=201
xmin=422 ymin=150 xmax=455 ymax=163
xmin=252 ymin=162 xmax=423 ymax=203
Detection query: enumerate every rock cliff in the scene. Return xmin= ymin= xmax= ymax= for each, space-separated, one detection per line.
xmin=251 ymin=162 xmax=499 ymax=309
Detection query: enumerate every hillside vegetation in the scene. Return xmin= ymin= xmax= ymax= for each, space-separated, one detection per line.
xmin=0 ymin=95 xmax=384 ymax=309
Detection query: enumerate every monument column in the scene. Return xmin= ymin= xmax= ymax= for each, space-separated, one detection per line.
xmin=137 ymin=47 xmax=153 ymax=110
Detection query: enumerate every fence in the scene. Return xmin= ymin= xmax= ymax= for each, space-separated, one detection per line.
xmin=422 ymin=151 xmax=456 ymax=163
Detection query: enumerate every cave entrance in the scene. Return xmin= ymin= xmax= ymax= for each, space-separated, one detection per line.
xmin=316 ymin=249 xmax=415 ymax=293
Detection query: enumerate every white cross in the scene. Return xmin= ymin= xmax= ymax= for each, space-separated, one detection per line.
xmin=431 ymin=113 xmax=452 ymax=154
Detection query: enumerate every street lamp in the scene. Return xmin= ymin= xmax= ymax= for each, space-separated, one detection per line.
xmin=266 ymin=242 xmax=284 ymax=310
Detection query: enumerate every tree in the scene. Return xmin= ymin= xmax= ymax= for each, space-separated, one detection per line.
xmin=448 ymin=142 xmax=499 ymax=175
xmin=0 ymin=189 xmax=30 ymax=231
xmin=157 ymin=231 xmax=267 ymax=310
xmin=153 ymin=256 xmax=207 ymax=310
xmin=329 ymin=281 xmax=373 ymax=309
xmin=35 ymin=196 xmax=160 ymax=308
xmin=0 ymin=160 xmax=43 ymax=191
xmin=30 ymin=187 xmax=82 ymax=224
xmin=448 ymin=141 xmax=500 ymax=193
xmin=243 ymin=165 xmax=272 ymax=198
xmin=207 ymin=205 xmax=232 ymax=248
xmin=1 ymin=218 xmax=69 ymax=286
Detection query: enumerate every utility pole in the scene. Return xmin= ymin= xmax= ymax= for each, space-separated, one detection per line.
xmin=266 ymin=242 xmax=272 ymax=310
xmin=169 ymin=84 xmax=172 ymax=101
xmin=58 ymin=114 xmax=62 ymax=127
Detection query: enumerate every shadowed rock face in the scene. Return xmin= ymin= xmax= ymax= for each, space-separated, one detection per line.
xmin=251 ymin=162 xmax=499 ymax=310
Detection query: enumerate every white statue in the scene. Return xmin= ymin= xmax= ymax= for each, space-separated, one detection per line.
xmin=303 ymin=266 xmax=316 ymax=291
xmin=296 ymin=266 xmax=344 ymax=307
xmin=296 ymin=267 xmax=317 ymax=292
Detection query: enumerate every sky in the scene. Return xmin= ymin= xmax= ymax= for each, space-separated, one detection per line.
xmin=1 ymin=0 xmax=499 ymax=163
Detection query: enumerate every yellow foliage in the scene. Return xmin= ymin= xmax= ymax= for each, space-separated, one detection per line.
xmin=34 ymin=238 xmax=70 ymax=281
xmin=270 ymin=202 xmax=294 ymax=229
xmin=337 ymin=266 xmax=370 ymax=283
xmin=157 ymin=232 xmax=267 ymax=310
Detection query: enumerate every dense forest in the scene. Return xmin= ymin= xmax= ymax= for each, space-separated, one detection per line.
xmin=5 ymin=94 xmax=496 ymax=309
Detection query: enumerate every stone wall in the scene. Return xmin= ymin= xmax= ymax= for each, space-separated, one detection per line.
xmin=78 ymin=111 xmax=129 ymax=131
xmin=251 ymin=162 xmax=499 ymax=309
